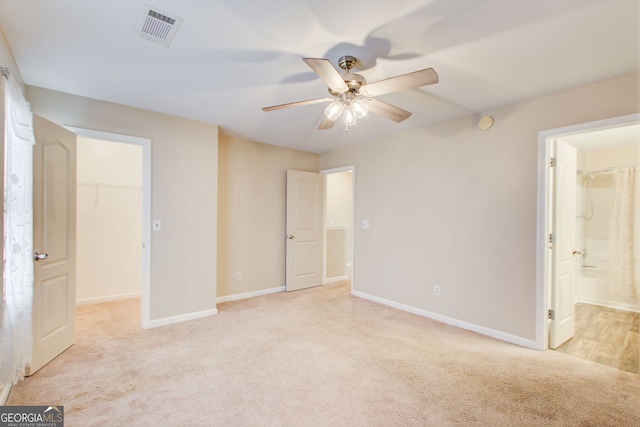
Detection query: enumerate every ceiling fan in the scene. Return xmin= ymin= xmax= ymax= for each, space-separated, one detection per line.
xmin=263 ymin=55 xmax=439 ymax=132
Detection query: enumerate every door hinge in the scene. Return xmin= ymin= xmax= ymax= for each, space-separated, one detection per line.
xmin=548 ymin=233 xmax=555 ymax=244
xmin=548 ymin=309 xmax=555 ymax=320
xmin=549 ymin=157 xmax=556 ymax=167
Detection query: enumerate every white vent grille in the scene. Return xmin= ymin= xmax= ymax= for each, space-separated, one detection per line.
xmin=135 ymin=4 xmax=183 ymax=47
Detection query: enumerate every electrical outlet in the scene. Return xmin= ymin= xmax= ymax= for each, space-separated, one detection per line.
xmin=433 ymin=285 xmax=440 ymax=296
xmin=235 ymin=272 xmax=241 ymax=281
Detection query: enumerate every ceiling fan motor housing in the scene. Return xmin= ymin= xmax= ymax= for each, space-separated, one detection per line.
xmin=329 ymin=73 xmax=366 ymax=96
xmin=326 ymin=56 xmax=366 ymax=96
xmin=338 ymin=55 xmax=357 ymax=71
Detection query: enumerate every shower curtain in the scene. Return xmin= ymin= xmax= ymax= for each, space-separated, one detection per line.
xmin=608 ymin=168 xmax=640 ymax=301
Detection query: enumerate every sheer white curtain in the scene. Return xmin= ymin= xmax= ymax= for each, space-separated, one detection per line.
xmin=0 ymin=71 xmax=35 ymax=385
xmin=608 ymin=168 xmax=640 ymax=301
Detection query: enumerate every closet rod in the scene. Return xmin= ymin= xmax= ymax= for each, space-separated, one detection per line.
xmin=78 ymin=181 xmax=142 ymax=191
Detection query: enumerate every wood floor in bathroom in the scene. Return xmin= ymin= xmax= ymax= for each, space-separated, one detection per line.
xmin=555 ymin=303 xmax=639 ymax=374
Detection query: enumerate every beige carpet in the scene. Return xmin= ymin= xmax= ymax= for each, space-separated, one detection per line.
xmin=7 ymin=281 xmax=640 ymax=426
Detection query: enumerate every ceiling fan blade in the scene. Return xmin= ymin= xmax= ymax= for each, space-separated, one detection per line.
xmin=317 ymin=116 xmax=337 ymax=130
xmin=360 ymin=68 xmax=438 ymax=97
xmin=365 ymin=98 xmax=412 ymax=122
xmin=263 ymin=97 xmax=332 ymax=112
xmin=303 ymin=58 xmax=349 ymax=94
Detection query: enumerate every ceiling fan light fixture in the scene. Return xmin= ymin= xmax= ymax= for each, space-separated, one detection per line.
xmin=325 ymin=95 xmax=367 ymax=131
xmin=263 ymin=56 xmax=439 ymax=132
xmin=324 ymin=100 xmax=343 ymax=121
xmin=343 ymin=105 xmax=357 ymax=131
xmin=351 ymin=98 xmax=368 ymax=118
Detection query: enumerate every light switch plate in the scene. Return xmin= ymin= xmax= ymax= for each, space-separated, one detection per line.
xmin=153 ymin=220 xmax=161 ymax=231
xmin=362 ymin=220 xmax=369 ymax=229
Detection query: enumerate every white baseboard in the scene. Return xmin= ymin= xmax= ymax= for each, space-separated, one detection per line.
xmin=352 ymin=290 xmax=538 ymax=350
xmin=76 ymin=291 xmax=141 ymax=305
xmin=326 ymin=275 xmax=349 ymax=284
xmin=576 ymin=296 xmax=640 ymax=313
xmin=0 ymin=383 xmax=11 ymax=405
xmin=217 ymin=286 xmax=285 ymax=303
xmin=142 ymin=308 xmax=218 ymax=329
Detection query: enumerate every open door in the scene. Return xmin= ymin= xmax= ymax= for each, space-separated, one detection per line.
xmin=286 ymin=170 xmax=323 ymax=291
xmin=549 ymin=139 xmax=577 ymax=349
xmin=27 ymin=115 xmax=76 ymax=375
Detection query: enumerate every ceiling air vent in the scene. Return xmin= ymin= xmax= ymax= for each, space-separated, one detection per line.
xmin=135 ymin=4 xmax=183 ymax=47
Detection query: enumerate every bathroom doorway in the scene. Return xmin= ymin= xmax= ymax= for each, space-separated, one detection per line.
xmin=539 ymin=115 xmax=639 ymax=373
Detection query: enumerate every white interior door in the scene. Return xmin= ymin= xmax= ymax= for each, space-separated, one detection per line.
xmin=27 ymin=115 xmax=76 ymax=375
xmin=549 ymin=139 xmax=577 ymax=349
xmin=286 ymin=170 xmax=323 ymax=291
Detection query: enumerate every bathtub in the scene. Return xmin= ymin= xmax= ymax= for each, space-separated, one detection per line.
xmin=577 ymin=256 xmax=640 ymax=313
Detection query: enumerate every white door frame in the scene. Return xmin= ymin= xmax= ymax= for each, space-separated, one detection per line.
xmin=535 ymin=113 xmax=640 ymax=350
xmin=321 ymin=165 xmax=355 ymax=293
xmin=65 ymin=126 xmax=151 ymax=328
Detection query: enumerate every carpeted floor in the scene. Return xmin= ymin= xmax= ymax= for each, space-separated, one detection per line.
xmin=7 ymin=281 xmax=640 ymax=426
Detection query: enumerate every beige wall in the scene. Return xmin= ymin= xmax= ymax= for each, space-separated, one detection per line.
xmin=76 ymin=138 xmax=142 ymax=304
xmin=217 ymin=131 xmax=318 ymax=298
xmin=319 ymin=72 xmax=639 ymax=342
xmin=326 ymin=228 xmax=348 ymax=278
xmin=26 ymin=86 xmax=218 ymax=321
xmin=582 ymin=145 xmax=640 ymax=171
xmin=326 ymin=171 xmax=353 ymax=226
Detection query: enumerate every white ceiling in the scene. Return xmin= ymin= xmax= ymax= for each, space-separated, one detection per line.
xmin=0 ymin=0 xmax=638 ymax=153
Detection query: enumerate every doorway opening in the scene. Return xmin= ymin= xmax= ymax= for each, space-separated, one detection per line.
xmin=537 ymin=113 xmax=640 ymax=373
xmin=76 ymin=137 xmax=142 ymax=304
xmin=322 ymin=166 xmax=355 ymax=292
xmin=66 ymin=127 xmax=151 ymax=328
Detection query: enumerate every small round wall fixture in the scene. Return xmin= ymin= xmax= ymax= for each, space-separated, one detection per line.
xmin=478 ymin=115 xmax=494 ymax=130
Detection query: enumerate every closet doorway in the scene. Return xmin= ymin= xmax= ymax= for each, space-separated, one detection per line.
xmin=68 ymin=127 xmax=151 ymax=326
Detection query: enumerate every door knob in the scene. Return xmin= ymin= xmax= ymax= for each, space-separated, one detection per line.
xmin=34 ymin=252 xmax=48 ymax=261
xmin=286 ymin=234 xmax=294 ymax=240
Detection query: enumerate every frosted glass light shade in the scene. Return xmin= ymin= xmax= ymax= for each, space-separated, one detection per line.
xmin=344 ymin=106 xmax=356 ymax=127
xmin=324 ymin=100 xmax=343 ymax=121
xmin=351 ymin=98 xmax=368 ymax=118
